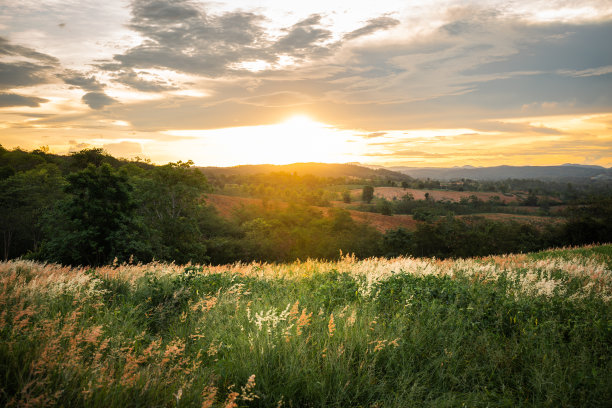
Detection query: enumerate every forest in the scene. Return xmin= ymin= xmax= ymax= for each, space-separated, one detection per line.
xmin=1 ymin=145 xmax=611 ymax=266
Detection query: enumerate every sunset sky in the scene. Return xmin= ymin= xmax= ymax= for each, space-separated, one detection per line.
xmin=1 ymin=0 xmax=611 ymax=167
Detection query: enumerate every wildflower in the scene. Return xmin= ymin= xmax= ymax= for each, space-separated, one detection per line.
xmin=328 ymin=313 xmax=336 ymax=337
xmin=346 ymin=309 xmax=356 ymax=327
xmin=201 ymin=385 xmax=218 ymax=408
xmin=289 ymin=301 xmax=299 ymax=321
xmin=240 ymin=374 xmax=258 ymax=401
xmin=224 ymin=388 xmax=239 ymax=408
xmin=296 ymin=309 xmax=312 ymax=335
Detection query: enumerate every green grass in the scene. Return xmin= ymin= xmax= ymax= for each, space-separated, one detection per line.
xmin=1 ymin=246 xmax=611 ymax=407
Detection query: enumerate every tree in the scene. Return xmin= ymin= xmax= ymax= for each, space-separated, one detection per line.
xmin=0 ymin=164 xmax=65 ymax=260
xmin=133 ymin=161 xmax=213 ymax=264
xmin=383 ymin=228 xmax=413 ymax=257
xmin=378 ymin=198 xmax=393 ymax=216
xmin=362 ymin=185 xmax=374 ymax=203
xmin=40 ymin=163 xmax=145 ymax=265
xmin=342 ymin=190 xmax=352 ymax=203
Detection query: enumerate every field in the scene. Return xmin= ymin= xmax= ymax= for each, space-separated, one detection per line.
xmin=206 ymin=194 xmax=558 ymax=233
xmin=205 ymin=193 xmax=419 ymax=232
xmin=1 ymin=245 xmax=611 ymax=407
xmin=359 ymin=187 xmax=523 ymax=204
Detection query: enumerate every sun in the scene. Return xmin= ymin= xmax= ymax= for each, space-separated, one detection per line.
xmin=163 ymin=114 xmax=366 ymax=166
xmin=281 ymin=114 xmax=317 ymax=128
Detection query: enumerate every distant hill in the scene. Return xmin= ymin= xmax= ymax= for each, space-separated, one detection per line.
xmin=199 ymin=162 xmax=414 ymax=182
xmin=384 ymin=164 xmax=612 ymax=181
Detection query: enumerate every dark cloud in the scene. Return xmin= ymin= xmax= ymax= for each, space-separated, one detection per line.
xmin=114 ymin=70 xmax=176 ymax=92
xmin=463 ymin=22 xmax=612 ymax=75
xmin=61 ymin=70 xmax=105 ymax=91
xmin=102 ymin=2 xmax=339 ymax=80
xmin=131 ymin=0 xmax=199 ymax=21
xmin=0 ymin=37 xmax=60 ymax=92
xmin=0 ymin=61 xmax=56 ymax=90
xmin=0 ymin=36 xmax=59 ymax=65
xmin=344 ymin=17 xmax=400 ymax=40
xmin=0 ymin=93 xmax=49 ymax=107
xmin=274 ymin=14 xmax=332 ymax=57
xmin=82 ymin=92 xmax=117 ymax=109
xmin=104 ymin=0 xmax=270 ymax=78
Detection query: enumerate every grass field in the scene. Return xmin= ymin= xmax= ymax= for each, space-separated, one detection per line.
xmin=1 ymin=245 xmax=611 ymax=407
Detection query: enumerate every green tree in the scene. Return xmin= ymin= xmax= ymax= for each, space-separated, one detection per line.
xmin=342 ymin=190 xmax=352 ymax=203
xmin=134 ymin=161 xmax=213 ymax=264
xmin=40 ymin=163 xmax=145 ymax=265
xmin=362 ymin=185 xmax=374 ymax=203
xmin=0 ymin=164 xmax=65 ymax=260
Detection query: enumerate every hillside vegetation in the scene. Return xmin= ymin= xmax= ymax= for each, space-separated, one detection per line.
xmin=3 ymin=146 xmax=611 ymax=266
xmin=1 ymin=245 xmax=611 ymax=407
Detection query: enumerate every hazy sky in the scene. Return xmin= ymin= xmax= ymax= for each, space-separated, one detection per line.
xmin=1 ymin=0 xmax=611 ymax=167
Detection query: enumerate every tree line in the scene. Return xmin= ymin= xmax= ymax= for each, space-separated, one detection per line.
xmin=1 ymin=146 xmax=611 ymax=266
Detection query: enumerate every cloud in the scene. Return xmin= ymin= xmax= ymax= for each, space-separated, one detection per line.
xmin=68 ymin=141 xmax=93 ymax=152
xmin=104 ymin=0 xmax=270 ymax=77
xmin=344 ymin=17 xmax=400 ymax=40
xmin=0 ymin=61 xmax=57 ymax=90
xmin=243 ymin=92 xmax=312 ymax=107
xmin=82 ymin=92 xmax=117 ymax=109
xmin=102 ymin=141 xmax=143 ymax=157
xmin=364 ymin=150 xmax=453 ymax=158
xmin=559 ymin=65 xmax=612 ymax=77
xmin=113 ymin=70 xmax=176 ymax=92
xmin=61 ymin=70 xmax=104 ymax=91
xmin=131 ymin=0 xmax=199 ymax=21
xmin=274 ymin=14 xmax=333 ymax=57
xmin=0 ymin=37 xmax=60 ymax=91
xmin=0 ymin=93 xmax=49 ymax=107
xmin=102 ymin=2 xmax=340 ymax=81
xmin=364 ymin=132 xmax=387 ymax=138
xmin=0 ymin=36 xmax=59 ymax=65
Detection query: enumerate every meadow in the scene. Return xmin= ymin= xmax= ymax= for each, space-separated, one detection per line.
xmin=1 ymin=245 xmax=611 ymax=407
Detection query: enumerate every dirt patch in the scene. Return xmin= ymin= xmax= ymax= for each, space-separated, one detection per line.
xmin=204 ymin=194 xmax=267 ymax=217
xmin=355 ymin=187 xmax=521 ymax=204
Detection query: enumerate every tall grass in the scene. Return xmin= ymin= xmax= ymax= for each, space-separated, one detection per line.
xmin=1 ymin=245 xmax=611 ymax=407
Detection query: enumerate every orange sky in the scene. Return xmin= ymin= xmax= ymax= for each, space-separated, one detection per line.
xmin=1 ymin=0 xmax=611 ymax=167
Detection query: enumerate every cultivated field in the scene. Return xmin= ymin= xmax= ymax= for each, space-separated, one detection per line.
xmin=1 ymin=245 xmax=611 ymax=407
xmin=360 ymin=187 xmax=522 ymax=203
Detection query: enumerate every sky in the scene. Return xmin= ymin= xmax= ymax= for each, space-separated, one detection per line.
xmin=1 ymin=0 xmax=611 ymax=167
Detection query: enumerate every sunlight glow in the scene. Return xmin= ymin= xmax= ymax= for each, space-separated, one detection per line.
xmin=162 ymin=115 xmax=365 ymax=166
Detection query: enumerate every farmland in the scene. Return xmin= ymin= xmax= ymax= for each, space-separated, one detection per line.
xmin=2 ymin=245 xmax=611 ymax=407
xmin=363 ymin=187 xmax=522 ymax=204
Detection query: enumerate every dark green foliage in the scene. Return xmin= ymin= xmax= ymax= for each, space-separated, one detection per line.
xmin=40 ymin=163 xmax=145 ymax=265
xmin=132 ymin=161 xmax=214 ymax=264
xmin=234 ymin=205 xmax=383 ymax=262
xmin=0 ymin=163 xmax=65 ymax=260
xmin=383 ymin=227 xmax=413 ymax=257
xmin=342 ymin=190 xmax=351 ymax=203
xmin=1 ymin=146 xmax=611 ymax=266
xmin=362 ymin=185 xmax=374 ymax=203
